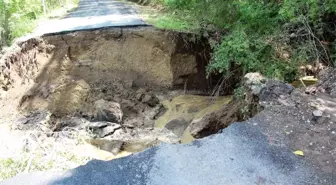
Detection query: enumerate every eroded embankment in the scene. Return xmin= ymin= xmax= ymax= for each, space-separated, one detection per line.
xmin=1 ymin=27 xmax=211 ymax=91
xmin=0 ymin=27 xmax=256 ymax=160
xmin=1 ymin=27 xmax=336 ymax=182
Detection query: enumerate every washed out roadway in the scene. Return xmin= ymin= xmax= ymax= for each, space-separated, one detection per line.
xmin=2 ymin=0 xmax=336 ymax=184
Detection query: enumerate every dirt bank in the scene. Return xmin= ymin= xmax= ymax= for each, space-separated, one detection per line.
xmin=0 ymin=27 xmax=242 ymax=168
xmin=4 ymin=27 xmax=212 ymax=90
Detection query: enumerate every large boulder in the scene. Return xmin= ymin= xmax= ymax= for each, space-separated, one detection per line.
xmin=94 ymin=99 xmax=123 ymax=123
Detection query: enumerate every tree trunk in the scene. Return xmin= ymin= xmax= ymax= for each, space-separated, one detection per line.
xmin=3 ymin=5 xmax=10 ymax=46
xmin=42 ymin=0 xmax=47 ymax=16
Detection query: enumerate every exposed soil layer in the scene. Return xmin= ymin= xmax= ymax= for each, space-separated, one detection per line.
xmin=0 ymin=27 xmax=240 ymax=161
xmin=0 ymin=27 xmax=216 ymax=116
xmin=43 ymin=27 xmax=212 ymax=89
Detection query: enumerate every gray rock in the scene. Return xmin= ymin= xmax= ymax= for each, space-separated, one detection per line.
xmin=313 ymin=110 xmax=323 ymax=117
xmin=259 ymin=80 xmax=294 ymax=102
xmin=141 ymin=94 xmax=159 ymax=107
xmin=87 ymin=122 xmax=121 ymax=138
xmin=64 ymin=117 xmax=90 ymax=126
xmin=136 ymin=90 xmax=160 ymax=107
xmin=86 ymin=122 xmax=110 ymax=129
xmin=97 ymin=125 xmax=122 ymax=138
xmin=312 ymin=110 xmax=323 ymax=121
xmin=94 ymin=99 xmax=123 ymax=123
xmin=164 ymin=118 xmax=190 ymax=137
xmin=15 ymin=117 xmax=29 ymax=125
xmin=136 ymin=93 xmax=144 ymax=101
xmin=244 ymin=73 xmax=267 ymax=95
xmin=244 ymin=72 xmax=267 ymax=95
xmin=12 ymin=111 xmax=53 ymax=131
xmin=244 ymin=72 xmax=266 ymax=85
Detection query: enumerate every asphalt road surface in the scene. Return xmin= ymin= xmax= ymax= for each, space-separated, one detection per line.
xmin=34 ymin=0 xmax=146 ymax=35
xmin=2 ymin=123 xmax=334 ymax=185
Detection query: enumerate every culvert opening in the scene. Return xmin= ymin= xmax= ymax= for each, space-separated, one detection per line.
xmin=0 ymin=27 xmax=261 ymax=159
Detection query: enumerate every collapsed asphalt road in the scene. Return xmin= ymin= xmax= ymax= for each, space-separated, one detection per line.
xmin=34 ymin=0 xmax=146 ymax=35
xmin=1 ymin=0 xmax=336 ymax=184
xmin=2 ymin=123 xmax=334 ymax=185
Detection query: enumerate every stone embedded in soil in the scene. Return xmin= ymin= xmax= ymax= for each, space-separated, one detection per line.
xmin=164 ymin=118 xmax=190 ymax=137
xmin=312 ymin=110 xmax=323 ymax=120
xmin=244 ymin=72 xmax=266 ymax=85
xmin=141 ymin=94 xmax=159 ymax=107
xmin=86 ymin=122 xmax=111 ymax=129
xmin=93 ymin=123 xmax=122 ymax=138
xmin=94 ymin=99 xmax=123 ymax=123
xmin=55 ymin=117 xmax=91 ymax=131
xmin=259 ymin=80 xmax=294 ymax=102
xmin=243 ymin=73 xmax=268 ymax=96
xmin=12 ymin=110 xmax=53 ymax=131
xmin=136 ymin=89 xmax=160 ymax=107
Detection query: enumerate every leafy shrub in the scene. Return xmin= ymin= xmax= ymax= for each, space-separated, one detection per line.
xmin=0 ymin=0 xmax=79 ymax=46
xmin=154 ymin=0 xmax=336 ymax=82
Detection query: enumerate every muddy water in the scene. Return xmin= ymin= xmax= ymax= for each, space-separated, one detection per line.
xmin=155 ymin=95 xmax=232 ymax=143
xmin=89 ymin=94 xmax=232 ymax=160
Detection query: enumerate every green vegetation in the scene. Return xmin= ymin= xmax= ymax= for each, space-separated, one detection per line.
xmin=0 ymin=130 xmax=91 ymax=181
xmin=0 ymin=0 xmax=79 ymax=47
xmin=0 ymin=151 xmax=88 ymax=181
xmin=147 ymin=0 xmax=336 ymax=82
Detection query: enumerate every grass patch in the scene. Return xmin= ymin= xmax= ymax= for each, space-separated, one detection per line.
xmin=149 ymin=13 xmax=199 ymax=32
xmin=0 ymin=129 xmax=91 ymax=181
xmin=131 ymin=1 xmax=201 ymax=32
xmin=12 ymin=2 xmax=78 ymax=39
